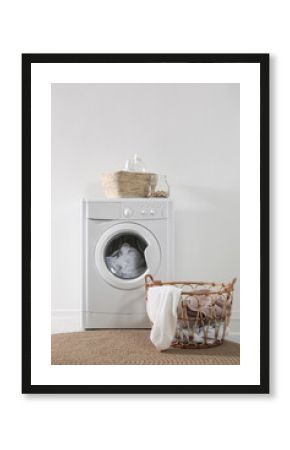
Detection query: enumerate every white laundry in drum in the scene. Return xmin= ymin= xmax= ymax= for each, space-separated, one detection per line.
xmin=105 ymin=242 xmax=147 ymax=279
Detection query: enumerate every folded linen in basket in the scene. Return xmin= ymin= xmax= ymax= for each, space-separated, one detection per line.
xmin=146 ymin=285 xmax=182 ymax=351
xmin=186 ymin=294 xmax=231 ymax=320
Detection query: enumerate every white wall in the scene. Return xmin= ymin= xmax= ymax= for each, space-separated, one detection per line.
xmin=51 ymin=83 xmax=240 ymax=338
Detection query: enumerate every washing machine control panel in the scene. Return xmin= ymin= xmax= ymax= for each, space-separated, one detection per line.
xmin=121 ymin=201 xmax=168 ymax=219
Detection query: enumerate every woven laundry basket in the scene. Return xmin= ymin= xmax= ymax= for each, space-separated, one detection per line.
xmin=101 ymin=171 xmax=158 ymax=198
xmin=145 ymin=274 xmax=237 ymax=349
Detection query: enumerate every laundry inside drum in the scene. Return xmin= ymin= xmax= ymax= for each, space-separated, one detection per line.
xmin=104 ymin=233 xmax=148 ymax=279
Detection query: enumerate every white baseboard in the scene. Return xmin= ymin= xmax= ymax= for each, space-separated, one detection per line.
xmin=227 ymin=311 xmax=240 ymax=343
xmin=51 ymin=309 xmax=240 ymax=343
xmin=227 ymin=331 xmax=240 ymax=343
xmin=51 ymin=310 xmax=83 ymax=334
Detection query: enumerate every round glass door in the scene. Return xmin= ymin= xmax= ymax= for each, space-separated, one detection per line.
xmin=104 ymin=233 xmax=148 ymax=280
xmin=95 ymin=223 xmax=161 ymax=290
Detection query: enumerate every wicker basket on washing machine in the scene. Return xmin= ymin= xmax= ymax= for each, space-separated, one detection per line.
xmin=101 ymin=171 xmax=158 ymax=198
xmin=145 ymin=274 xmax=237 ymax=349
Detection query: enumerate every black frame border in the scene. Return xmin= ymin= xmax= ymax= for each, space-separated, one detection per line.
xmin=22 ymin=53 xmax=269 ymax=394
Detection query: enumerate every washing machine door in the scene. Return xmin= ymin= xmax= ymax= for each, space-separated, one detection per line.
xmin=95 ymin=222 xmax=161 ymax=290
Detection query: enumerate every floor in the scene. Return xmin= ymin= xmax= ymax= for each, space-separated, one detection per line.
xmin=51 ymin=329 xmax=240 ymax=365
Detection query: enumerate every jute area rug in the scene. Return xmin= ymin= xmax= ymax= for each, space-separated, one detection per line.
xmin=51 ymin=330 xmax=240 ymax=365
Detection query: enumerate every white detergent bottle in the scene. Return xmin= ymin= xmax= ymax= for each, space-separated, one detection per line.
xmin=124 ymin=158 xmax=135 ymax=171
xmin=132 ymin=154 xmax=146 ymax=172
xmin=124 ymin=154 xmax=146 ymax=172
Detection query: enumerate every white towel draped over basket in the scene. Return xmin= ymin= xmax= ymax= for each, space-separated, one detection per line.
xmin=146 ymin=285 xmax=182 ymax=351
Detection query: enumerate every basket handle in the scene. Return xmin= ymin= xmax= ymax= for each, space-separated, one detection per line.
xmin=144 ymin=274 xmax=162 ymax=286
xmin=145 ymin=274 xmax=154 ymax=284
xmin=232 ymin=278 xmax=237 ymax=287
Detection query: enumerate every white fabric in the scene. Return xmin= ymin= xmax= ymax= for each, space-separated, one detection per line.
xmin=105 ymin=243 xmax=145 ymax=279
xmin=146 ymin=285 xmax=182 ymax=351
xmin=177 ymin=323 xmax=226 ymax=344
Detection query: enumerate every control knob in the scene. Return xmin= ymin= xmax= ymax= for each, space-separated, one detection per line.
xmin=123 ymin=207 xmax=133 ymax=218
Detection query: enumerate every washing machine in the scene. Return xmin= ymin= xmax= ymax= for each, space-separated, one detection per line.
xmin=82 ymin=199 xmax=173 ymax=328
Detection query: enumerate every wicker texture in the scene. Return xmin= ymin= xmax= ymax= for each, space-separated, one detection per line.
xmin=145 ymin=274 xmax=237 ymax=349
xmin=101 ymin=171 xmax=157 ymax=198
